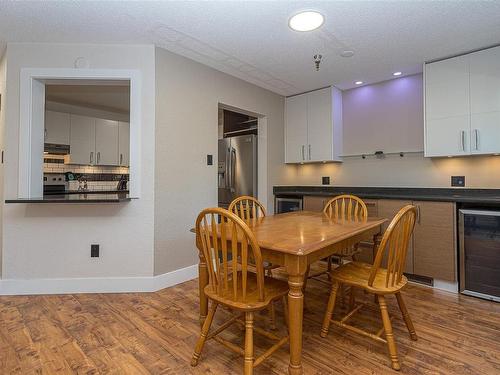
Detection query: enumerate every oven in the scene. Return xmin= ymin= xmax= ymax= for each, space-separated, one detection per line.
xmin=275 ymin=196 xmax=303 ymax=214
xmin=43 ymin=173 xmax=68 ymax=195
xmin=459 ymin=209 xmax=500 ymax=302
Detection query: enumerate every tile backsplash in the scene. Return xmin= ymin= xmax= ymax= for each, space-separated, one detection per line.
xmin=44 ymin=154 xmax=129 ymax=191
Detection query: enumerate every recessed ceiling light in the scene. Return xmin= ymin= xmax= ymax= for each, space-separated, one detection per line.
xmin=393 ymin=71 xmax=402 ymax=76
xmin=289 ymin=11 xmax=324 ymax=32
xmin=355 ymin=81 xmax=363 ymax=85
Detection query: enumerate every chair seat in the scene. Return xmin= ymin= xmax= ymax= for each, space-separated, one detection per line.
xmin=330 ymin=261 xmax=407 ymax=294
xmin=205 ymin=273 xmax=288 ymax=311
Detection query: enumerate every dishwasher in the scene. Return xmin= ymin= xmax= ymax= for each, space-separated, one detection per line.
xmin=459 ymin=209 xmax=500 ymax=302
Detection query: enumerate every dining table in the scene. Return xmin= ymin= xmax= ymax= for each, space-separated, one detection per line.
xmin=195 ymin=210 xmax=387 ymax=374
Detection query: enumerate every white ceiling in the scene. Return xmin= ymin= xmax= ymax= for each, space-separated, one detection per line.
xmin=1 ymin=1 xmax=500 ymax=95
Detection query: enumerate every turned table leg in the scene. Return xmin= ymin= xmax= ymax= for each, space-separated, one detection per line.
xmin=286 ymin=257 xmax=307 ymax=375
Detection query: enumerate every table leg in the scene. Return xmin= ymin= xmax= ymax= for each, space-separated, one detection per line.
xmin=198 ymin=251 xmax=209 ymax=326
xmin=287 ymin=265 xmax=306 ymax=375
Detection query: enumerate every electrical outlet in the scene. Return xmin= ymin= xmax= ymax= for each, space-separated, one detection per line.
xmin=451 ymin=176 xmax=465 ymax=187
xmin=322 ymin=176 xmax=330 ymax=185
xmin=91 ymin=244 xmax=100 ymax=257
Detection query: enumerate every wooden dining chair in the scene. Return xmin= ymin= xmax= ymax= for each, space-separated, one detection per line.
xmin=306 ymin=195 xmax=368 ymax=289
xmin=320 ymin=205 xmax=418 ymax=370
xmin=229 ymin=196 xmax=281 ymax=328
xmin=191 ymin=208 xmax=289 ymax=375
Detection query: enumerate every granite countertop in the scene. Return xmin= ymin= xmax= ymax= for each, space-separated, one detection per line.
xmin=5 ymin=192 xmax=131 ymax=203
xmin=273 ymin=185 xmax=500 ymax=204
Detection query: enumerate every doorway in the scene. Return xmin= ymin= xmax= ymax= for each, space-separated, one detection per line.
xmin=217 ymin=106 xmax=260 ymax=210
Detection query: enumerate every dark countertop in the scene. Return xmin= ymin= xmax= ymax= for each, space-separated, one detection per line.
xmin=273 ymin=186 xmax=500 ymax=204
xmin=5 ymin=192 xmax=131 ymax=203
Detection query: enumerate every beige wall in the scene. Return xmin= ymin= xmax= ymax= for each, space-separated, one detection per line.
xmin=282 ymin=75 xmax=500 ymax=188
xmin=2 ymin=43 xmax=156 ymax=279
xmin=154 ymin=47 xmax=286 ymax=275
xmin=0 ymin=53 xmax=6 ymax=277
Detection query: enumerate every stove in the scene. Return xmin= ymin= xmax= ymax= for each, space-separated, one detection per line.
xmin=43 ymin=173 xmax=68 ymax=195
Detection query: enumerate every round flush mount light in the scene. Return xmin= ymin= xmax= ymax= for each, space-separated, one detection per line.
xmin=355 ymin=81 xmax=363 ymax=85
xmin=393 ymin=71 xmax=402 ymax=76
xmin=289 ymin=11 xmax=324 ymax=32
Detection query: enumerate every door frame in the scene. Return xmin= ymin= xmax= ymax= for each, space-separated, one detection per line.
xmin=218 ymin=103 xmax=268 ymax=210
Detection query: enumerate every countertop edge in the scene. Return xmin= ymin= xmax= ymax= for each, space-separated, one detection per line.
xmin=273 ymin=186 xmax=500 ymax=204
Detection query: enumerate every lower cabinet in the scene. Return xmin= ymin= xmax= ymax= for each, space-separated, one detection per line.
xmin=413 ymin=201 xmax=456 ymax=281
xmin=378 ymin=199 xmax=456 ymax=281
xmin=378 ymin=200 xmax=414 ymax=274
xmin=303 ymin=196 xmax=329 ymax=212
xmin=301 ymin=194 xmax=457 ymax=282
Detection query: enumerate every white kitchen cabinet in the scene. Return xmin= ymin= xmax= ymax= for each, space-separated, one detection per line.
xmin=95 ymin=119 xmax=119 ymax=166
xmin=285 ymin=86 xmax=342 ymax=163
xmin=69 ymin=114 xmax=96 ymax=165
xmin=285 ymin=93 xmax=308 ymax=163
xmin=470 ymin=46 xmax=500 ymax=155
xmin=424 ymin=55 xmax=470 ymax=156
xmin=44 ymin=110 xmax=70 ymax=145
xmin=425 ymin=46 xmax=500 ymax=157
xmin=307 ymin=88 xmax=333 ymax=162
xmin=118 ymin=121 xmax=130 ymax=166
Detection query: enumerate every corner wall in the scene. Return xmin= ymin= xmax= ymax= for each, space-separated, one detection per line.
xmin=1 ymin=43 xmax=156 ymax=280
xmin=154 ymin=47 xmax=287 ymax=275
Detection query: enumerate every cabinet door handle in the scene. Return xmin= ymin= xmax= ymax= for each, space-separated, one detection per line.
xmin=461 ymin=131 xmax=466 ymax=152
xmin=97 ymin=152 xmax=101 ymax=164
xmin=416 ymin=205 xmax=421 ymax=224
xmin=120 ymin=153 xmax=123 ymax=165
xmin=90 ymin=152 xmax=94 ymax=164
xmin=44 ymin=129 xmax=47 ymax=140
xmin=474 ymin=129 xmax=479 ymax=150
xmin=308 ymin=144 xmax=311 ymax=160
xmin=301 ymin=145 xmax=305 ymax=160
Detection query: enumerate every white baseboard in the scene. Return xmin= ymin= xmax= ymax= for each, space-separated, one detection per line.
xmin=0 ymin=264 xmax=198 ymax=296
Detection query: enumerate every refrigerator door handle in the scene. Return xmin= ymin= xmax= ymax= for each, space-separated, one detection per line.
xmin=230 ymin=147 xmax=236 ymax=193
xmin=226 ymin=147 xmax=231 ymax=189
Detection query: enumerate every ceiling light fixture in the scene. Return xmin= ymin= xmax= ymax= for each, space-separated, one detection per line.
xmin=289 ymin=11 xmax=324 ymax=32
xmin=393 ymin=71 xmax=402 ymax=76
xmin=355 ymin=81 xmax=363 ymax=85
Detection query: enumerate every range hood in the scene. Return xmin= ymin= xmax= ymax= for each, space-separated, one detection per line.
xmin=44 ymin=143 xmax=70 ymax=155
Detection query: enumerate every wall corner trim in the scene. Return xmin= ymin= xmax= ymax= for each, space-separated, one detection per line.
xmin=0 ymin=264 xmax=198 ymax=296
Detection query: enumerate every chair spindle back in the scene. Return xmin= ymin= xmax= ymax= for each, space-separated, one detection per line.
xmin=229 ymin=196 xmax=267 ymax=223
xmin=323 ymin=195 xmax=368 ymax=221
xmin=196 ymin=207 xmax=265 ymax=303
xmin=369 ymin=205 xmax=417 ymax=288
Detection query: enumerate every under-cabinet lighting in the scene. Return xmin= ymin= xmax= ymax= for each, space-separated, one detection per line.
xmin=355 ymin=81 xmax=363 ymax=85
xmin=393 ymin=71 xmax=402 ymax=76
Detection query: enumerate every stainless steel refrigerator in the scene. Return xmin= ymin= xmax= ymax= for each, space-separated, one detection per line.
xmin=218 ymin=134 xmax=257 ymax=209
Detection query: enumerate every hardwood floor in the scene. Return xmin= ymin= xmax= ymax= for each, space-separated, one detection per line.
xmin=0 ymin=269 xmax=499 ymax=374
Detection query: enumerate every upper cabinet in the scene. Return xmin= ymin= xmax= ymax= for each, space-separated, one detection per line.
xmin=425 ymin=46 xmax=500 ymax=157
xmin=68 ymin=114 xmax=129 ymax=166
xmin=44 ymin=110 xmax=70 ymax=145
xmin=469 ymin=47 xmax=500 ymax=155
xmin=69 ymin=114 xmax=96 ymax=165
xmin=118 ymin=121 xmax=130 ymax=166
xmin=95 ymin=119 xmax=119 ymax=166
xmin=285 ymin=86 xmax=342 ymax=163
